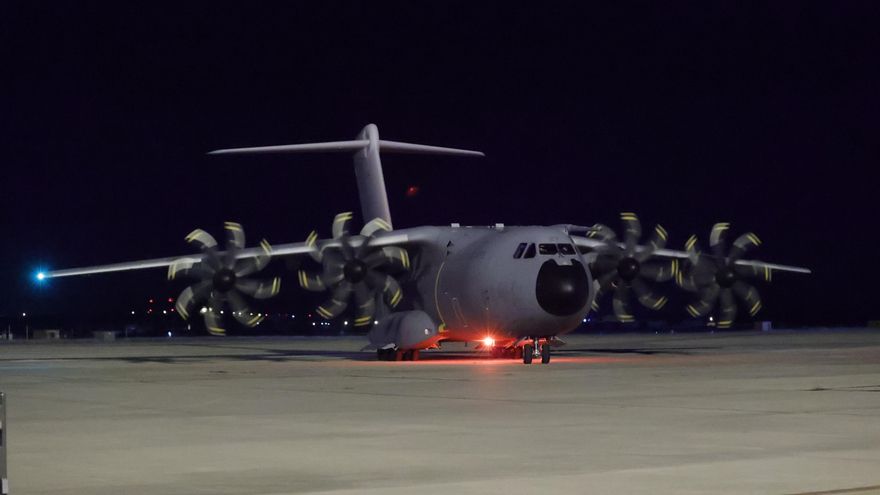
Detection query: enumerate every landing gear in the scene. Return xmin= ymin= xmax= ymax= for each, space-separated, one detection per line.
xmin=522 ymin=338 xmax=550 ymax=364
xmin=376 ymin=348 xmax=420 ymax=361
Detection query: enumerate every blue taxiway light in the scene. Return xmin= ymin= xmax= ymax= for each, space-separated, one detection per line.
xmin=36 ymin=272 xmax=46 ymax=281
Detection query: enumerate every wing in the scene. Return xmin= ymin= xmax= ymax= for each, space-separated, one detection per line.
xmin=569 ymin=235 xmax=811 ymax=275
xmin=42 ymin=230 xmax=415 ymax=279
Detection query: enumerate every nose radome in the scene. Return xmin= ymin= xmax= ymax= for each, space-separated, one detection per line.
xmin=535 ymin=259 xmax=589 ymax=316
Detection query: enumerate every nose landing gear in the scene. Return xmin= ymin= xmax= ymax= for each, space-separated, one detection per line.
xmin=522 ymin=338 xmax=551 ymax=364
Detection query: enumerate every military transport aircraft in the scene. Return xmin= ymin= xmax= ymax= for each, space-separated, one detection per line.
xmin=41 ymin=124 xmax=810 ymax=364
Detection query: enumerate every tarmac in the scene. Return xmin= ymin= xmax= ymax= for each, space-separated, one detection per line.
xmin=1 ymin=329 xmax=879 ymax=494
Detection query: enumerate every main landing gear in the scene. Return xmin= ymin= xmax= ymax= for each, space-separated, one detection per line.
xmin=376 ymin=348 xmax=420 ymax=361
xmin=522 ymin=338 xmax=551 ymax=365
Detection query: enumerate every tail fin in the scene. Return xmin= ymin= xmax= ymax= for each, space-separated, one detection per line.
xmin=209 ymin=124 xmax=483 ymax=229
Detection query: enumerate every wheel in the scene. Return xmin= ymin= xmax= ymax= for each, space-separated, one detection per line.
xmin=394 ymin=350 xmax=404 ymax=361
xmin=377 ymin=349 xmax=392 ymax=361
xmin=411 ymin=349 xmax=420 ymax=361
xmin=541 ymin=343 xmax=551 ymax=364
xmin=523 ymin=344 xmax=533 ymax=364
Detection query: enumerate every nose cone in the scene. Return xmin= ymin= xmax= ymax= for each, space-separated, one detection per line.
xmin=535 ymin=260 xmax=589 ymax=316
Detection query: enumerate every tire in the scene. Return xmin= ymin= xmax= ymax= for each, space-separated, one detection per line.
xmin=523 ymin=344 xmax=533 ymax=364
xmin=411 ymin=350 xmax=420 ymax=361
xmin=541 ymin=343 xmax=551 ymax=364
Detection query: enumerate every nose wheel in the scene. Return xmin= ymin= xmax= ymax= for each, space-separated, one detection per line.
xmin=522 ymin=338 xmax=551 ymax=364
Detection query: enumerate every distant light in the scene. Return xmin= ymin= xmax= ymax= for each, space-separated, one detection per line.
xmin=583 ymin=318 xmax=587 ymax=323
xmin=709 ymin=316 xmax=714 ymax=322
xmin=167 ymin=297 xmax=173 ymax=303
xmin=311 ymin=322 xmax=316 ymax=327
xmin=167 ymin=331 xmax=172 ymax=338
xmin=199 ymin=307 xmax=208 ymax=314
xmin=406 ymin=185 xmax=420 ymax=198
xmin=343 ymin=320 xmax=349 ymax=326
xmin=162 ymin=310 xmax=167 ymax=315
xmin=36 ymin=272 xmax=46 ymax=281
xmin=131 ymin=311 xmax=135 ymax=315
xmin=482 ymin=336 xmax=495 ymax=348
xmin=374 ymin=320 xmax=378 ymax=325
xmin=21 ymin=312 xmax=26 ymax=317
xmin=149 ymin=299 xmax=154 ymax=304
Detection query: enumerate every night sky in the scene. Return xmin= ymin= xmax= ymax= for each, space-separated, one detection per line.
xmin=4 ymin=3 xmax=879 ymax=328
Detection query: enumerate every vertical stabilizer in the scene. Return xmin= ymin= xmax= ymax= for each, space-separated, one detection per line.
xmin=209 ymin=124 xmax=484 ymax=230
xmin=353 ymin=124 xmax=392 ymax=228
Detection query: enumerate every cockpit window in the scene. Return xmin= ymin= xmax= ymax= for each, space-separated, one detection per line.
xmin=538 ymin=243 xmax=558 ymax=255
xmin=558 ymin=244 xmax=575 ymax=255
xmin=523 ymin=243 xmax=536 ymax=259
xmin=513 ymin=243 xmax=527 ymax=259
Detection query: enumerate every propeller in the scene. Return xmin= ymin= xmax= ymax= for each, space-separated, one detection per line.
xmin=168 ymin=222 xmax=280 ymax=335
xmin=588 ymin=212 xmax=679 ymax=322
xmin=676 ymin=223 xmax=770 ymax=329
xmin=298 ymin=212 xmax=410 ymax=327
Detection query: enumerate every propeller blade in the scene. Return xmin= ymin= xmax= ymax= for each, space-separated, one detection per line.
xmin=380 ymin=274 xmax=404 ymax=308
xmin=631 ymin=278 xmax=668 ymax=310
xmin=174 ymin=281 xmax=211 ymax=320
xmin=237 ymin=277 xmax=281 ymax=299
xmin=734 ymin=263 xmax=772 ymax=282
xmin=728 ymin=232 xmax=762 ymax=261
xmin=620 ymin=212 xmax=641 ymax=254
xmin=305 ymin=230 xmax=322 ymax=263
xmin=223 ymin=221 xmax=245 ymax=266
xmin=203 ymin=300 xmax=226 ymax=336
xmin=316 ymin=282 xmax=353 ymax=320
xmin=185 ymin=228 xmax=218 ymax=250
xmin=353 ymin=284 xmax=376 ymax=327
xmin=709 ymin=223 xmax=730 ymax=258
xmin=597 ymin=270 xmax=618 ymax=292
xmin=732 ymin=281 xmax=762 ymax=316
xmin=587 ymin=223 xmax=618 ymax=243
xmin=636 ymin=224 xmax=668 ymax=261
xmin=641 ymin=259 xmax=677 ymax=283
xmin=227 ymin=290 xmax=264 ymax=327
xmin=685 ymin=285 xmax=718 ymax=317
xmin=332 ymin=211 xmax=354 ymax=239
xmin=363 ymin=246 xmax=411 ymax=271
xmin=360 ymin=217 xmax=393 ymax=237
xmin=168 ymin=259 xmax=213 ymax=281
xmin=717 ymin=288 xmax=737 ymax=328
xmin=684 ymin=234 xmax=701 ymax=265
xmin=612 ymin=284 xmax=635 ymax=322
xmin=234 ymin=239 xmax=272 ymax=276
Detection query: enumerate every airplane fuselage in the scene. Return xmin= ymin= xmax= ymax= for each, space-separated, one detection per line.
xmin=389 ymin=225 xmax=595 ymax=349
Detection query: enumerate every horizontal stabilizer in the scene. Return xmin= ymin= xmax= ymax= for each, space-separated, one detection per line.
xmin=209 ymin=139 xmax=484 ymax=157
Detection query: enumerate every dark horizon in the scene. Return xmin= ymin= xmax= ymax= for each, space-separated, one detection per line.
xmin=4 ymin=3 xmax=879 ymax=329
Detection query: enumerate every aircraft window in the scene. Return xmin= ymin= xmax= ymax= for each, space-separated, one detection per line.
xmin=538 ymin=243 xmax=558 ymax=255
xmin=558 ymin=244 xmax=576 ymax=255
xmin=513 ymin=243 xmax=527 ymax=259
xmin=523 ymin=243 xmax=536 ymax=258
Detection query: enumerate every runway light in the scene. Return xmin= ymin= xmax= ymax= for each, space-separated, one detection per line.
xmin=482 ymin=337 xmax=495 ymax=348
xmin=343 ymin=320 xmax=349 ymax=326
xmin=35 ymin=271 xmax=46 ymax=281
xmin=167 ymin=331 xmax=173 ymax=337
